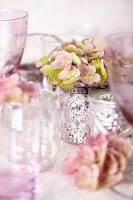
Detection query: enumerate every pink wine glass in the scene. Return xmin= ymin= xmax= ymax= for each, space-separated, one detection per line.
xmin=105 ymin=32 xmax=133 ymax=198
xmin=105 ymin=33 xmax=133 ymax=127
xmin=0 ymin=9 xmax=28 ymax=76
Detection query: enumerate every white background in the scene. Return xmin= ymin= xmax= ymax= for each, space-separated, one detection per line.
xmin=0 ymin=0 xmax=133 ymax=38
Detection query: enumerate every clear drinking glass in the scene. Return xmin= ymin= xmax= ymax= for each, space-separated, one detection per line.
xmin=37 ymin=90 xmax=60 ymax=171
xmin=89 ymin=89 xmax=132 ymax=136
xmin=0 ymin=9 xmax=28 ymax=76
xmin=41 ymin=33 xmax=86 ymax=55
xmin=19 ymin=33 xmax=46 ymax=84
xmin=0 ymin=89 xmax=60 ymax=199
xmin=0 ymin=101 xmax=42 ymax=200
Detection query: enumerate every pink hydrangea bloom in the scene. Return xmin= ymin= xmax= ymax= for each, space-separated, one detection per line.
xmin=79 ymin=64 xmax=101 ymax=85
xmin=51 ymin=51 xmax=73 ymax=70
xmin=0 ymin=74 xmax=39 ymax=104
xmin=64 ymin=133 xmax=131 ymax=191
xmin=38 ymin=38 xmax=107 ymax=89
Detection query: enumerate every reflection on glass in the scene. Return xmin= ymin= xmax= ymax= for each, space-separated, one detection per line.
xmin=89 ymin=89 xmax=132 ymax=136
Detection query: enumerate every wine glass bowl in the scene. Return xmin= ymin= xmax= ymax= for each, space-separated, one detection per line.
xmin=0 ymin=9 xmax=28 ymax=76
xmin=105 ymin=33 xmax=133 ymax=126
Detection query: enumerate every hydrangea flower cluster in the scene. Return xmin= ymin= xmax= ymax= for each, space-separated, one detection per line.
xmin=38 ymin=38 xmax=107 ymax=89
xmin=0 ymin=74 xmax=39 ymax=104
xmin=64 ymin=133 xmax=131 ymax=191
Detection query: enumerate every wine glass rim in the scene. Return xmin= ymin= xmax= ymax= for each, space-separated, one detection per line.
xmin=0 ymin=9 xmax=28 ymax=21
xmin=106 ymin=32 xmax=133 ymax=41
xmin=27 ymin=33 xmax=48 ymax=37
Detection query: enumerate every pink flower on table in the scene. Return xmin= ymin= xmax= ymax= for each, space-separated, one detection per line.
xmin=0 ymin=74 xmax=39 ymax=104
xmin=64 ymin=133 xmax=131 ymax=191
xmin=0 ymin=73 xmax=19 ymax=90
xmin=51 ymin=51 xmax=73 ymax=70
xmin=79 ymin=64 xmax=101 ymax=85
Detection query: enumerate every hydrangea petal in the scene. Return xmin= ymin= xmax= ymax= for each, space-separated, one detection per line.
xmin=86 ymin=133 xmax=108 ymax=147
xmin=81 ymin=73 xmax=101 ymax=85
xmin=37 ymin=56 xmax=48 ymax=68
xmin=79 ymin=64 xmax=96 ymax=76
xmin=111 ymin=149 xmax=127 ymax=171
xmin=77 ymin=145 xmax=96 ymax=165
xmin=58 ymin=68 xmax=80 ymax=80
xmin=105 ymin=153 xmax=119 ymax=175
xmin=51 ymin=51 xmax=72 ymax=70
xmin=71 ymin=52 xmax=81 ymax=65
xmin=92 ymin=59 xmax=107 ymax=80
xmin=83 ymin=40 xmax=94 ymax=54
xmin=63 ymin=154 xmax=80 ymax=174
xmin=100 ymin=172 xmax=123 ymax=189
xmin=65 ymin=44 xmax=77 ymax=53
xmin=0 ymin=73 xmax=19 ymax=90
xmin=93 ymin=40 xmax=104 ymax=51
xmin=75 ymin=165 xmax=100 ymax=191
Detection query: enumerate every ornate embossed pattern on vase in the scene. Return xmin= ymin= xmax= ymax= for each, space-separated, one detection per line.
xmin=60 ymin=86 xmax=90 ymax=144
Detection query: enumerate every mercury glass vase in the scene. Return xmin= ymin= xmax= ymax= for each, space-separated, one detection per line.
xmin=60 ymin=84 xmax=90 ymax=144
